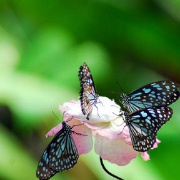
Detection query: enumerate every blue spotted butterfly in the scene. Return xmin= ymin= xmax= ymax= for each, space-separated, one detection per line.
xmin=78 ymin=62 xmax=99 ymax=120
xmin=36 ymin=121 xmax=79 ymax=180
xmin=122 ymin=106 xmax=173 ymax=152
xmin=120 ymin=81 xmax=180 ymax=114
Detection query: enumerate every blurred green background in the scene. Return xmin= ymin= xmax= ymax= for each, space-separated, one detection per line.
xmin=0 ymin=1 xmax=180 ymax=180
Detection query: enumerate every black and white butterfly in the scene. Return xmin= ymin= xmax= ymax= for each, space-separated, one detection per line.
xmin=121 ymin=106 xmax=173 ymax=152
xmin=78 ymin=62 xmax=99 ymax=120
xmin=36 ymin=121 xmax=80 ymax=180
xmin=120 ymin=81 xmax=180 ymax=114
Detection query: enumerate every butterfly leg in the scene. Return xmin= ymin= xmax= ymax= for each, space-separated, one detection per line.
xmin=94 ymin=103 xmax=101 ymax=119
xmin=71 ymin=123 xmax=88 ymax=136
xmin=116 ymin=112 xmax=128 ymax=135
xmin=73 ymin=131 xmax=87 ymax=136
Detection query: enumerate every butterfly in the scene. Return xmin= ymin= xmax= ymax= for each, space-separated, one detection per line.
xmin=120 ymin=80 xmax=180 ymax=114
xmin=36 ymin=121 xmax=79 ymax=180
xmin=78 ymin=62 xmax=99 ymax=120
xmin=121 ymin=106 xmax=173 ymax=152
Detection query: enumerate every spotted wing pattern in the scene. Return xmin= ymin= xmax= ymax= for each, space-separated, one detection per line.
xmin=120 ymin=81 xmax=180 ymax=113
xmin=78 ymin=62 xmax=99 ymax=120
xmin=124 ymin=106 xmax=173 ymax=152
xmin=36 ymin=122 xmax=79 ymax=180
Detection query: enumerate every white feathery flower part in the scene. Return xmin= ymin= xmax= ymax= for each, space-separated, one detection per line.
xmin=60 ymin=96 xmax=122 ymax=123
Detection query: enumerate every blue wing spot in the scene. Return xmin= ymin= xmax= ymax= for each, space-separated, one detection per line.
xmin=120 ymin=80 xmax=179 ymax=114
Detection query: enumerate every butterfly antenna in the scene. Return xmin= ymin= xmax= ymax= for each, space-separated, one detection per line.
xmin=62 ymin=111 xmax=75 ymax=123
xmin=52 ymin=111 xmax=62 ymax=123
xmin=100 ymin=157 xmax=124 ymax=180
xmin=115 ymin=81 xmax=124 ymax=94
xmin=115 ymin=81 xmax=126 ymax=103
xmin=62 ymin=111 xmax=66 ymax=116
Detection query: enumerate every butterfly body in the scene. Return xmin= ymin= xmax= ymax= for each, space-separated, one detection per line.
xmin=36 ymin=122 xmax=79 ymax=180
xmin=79 ymin=62 xmax=99 ymax=120
xmin=122 ymin=106 xmax=173 ymax=152
xmin=120 ymin=81 xmax=180 ymax=113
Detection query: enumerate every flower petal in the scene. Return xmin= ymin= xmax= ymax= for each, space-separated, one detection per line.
xmin=92 ymin=116 xmax=130 ymax=140
xmin=151 ymin=139 xmax=161 ymax=149
xmin=46 ymin=123 xmax=62 ymax=137
xmin=94 ymin=134 xmax=138 ymax=166
xmin=140 ymin=152 xmax=150 ymax=161
xmin=59 ymin=96 xmax=121 ymax=123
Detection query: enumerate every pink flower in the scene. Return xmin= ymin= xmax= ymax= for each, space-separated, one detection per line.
xmin=46 ymin=96 xmax=160 ymax=166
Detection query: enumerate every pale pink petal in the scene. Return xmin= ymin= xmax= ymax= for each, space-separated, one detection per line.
xmin=94 ymin=134 xmax=138 ymax=166
xmin=82 ymin=115 xmax=130 ymax=141
xmin=141 ymin=152 xmax=150 ymax=161
xmin=92 ymin=122 xmax=129 ymax=140
xmin=46 ymin=123 xmax=62 ymax=137
xmin=151 ymin=138 xmax=161 ymax=149
xmin=59 ymin=96 xmax=121 ymax=123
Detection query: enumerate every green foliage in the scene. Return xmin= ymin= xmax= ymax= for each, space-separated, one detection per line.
xmin=0 ymin=1 xmax=180 ymax=179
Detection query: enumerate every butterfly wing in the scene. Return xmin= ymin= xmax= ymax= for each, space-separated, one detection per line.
xmin=79 ymin=62 xmax=99 ymax=119
xmin=36 ymin=122 xmax=79 ymax=179
xmin=125 ymin=107 xmax=173 ymax=152
xmin=36 ymin=144 xmax=57 ymax=179
xmin=121 ymin=81 xmax=180 ymax=113
xmin=49 ymin=128 xmax=79 ymax=171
